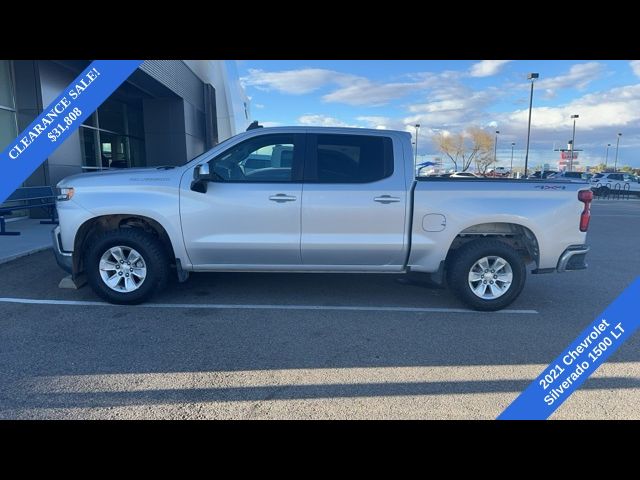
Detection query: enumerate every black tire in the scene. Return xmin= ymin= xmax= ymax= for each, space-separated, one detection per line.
xmin=447 ymin=238 xmax=526 ymax=311
xmin=85 ymin=228 xmax=170 ymax=305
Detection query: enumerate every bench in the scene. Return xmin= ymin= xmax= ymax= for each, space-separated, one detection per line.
xmin=0 ymin=186 xmax=58 ymax=236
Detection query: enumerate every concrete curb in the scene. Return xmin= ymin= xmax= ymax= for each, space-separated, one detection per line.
xmin=0 ymin=246 xmax=52 ymax=265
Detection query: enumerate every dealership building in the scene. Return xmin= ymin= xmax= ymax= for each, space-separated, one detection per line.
xmin=0 ymin=60 xmax=251 ymax=190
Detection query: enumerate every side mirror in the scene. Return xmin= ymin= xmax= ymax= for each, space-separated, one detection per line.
xmin=194 ymin=163 xmax=211 ymax=181
xmin=191 ymin=163 xmax=211 ymax=193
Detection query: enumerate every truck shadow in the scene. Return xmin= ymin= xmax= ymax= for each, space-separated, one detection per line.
xmin=4 ymin=377 xmax=639 ymax=412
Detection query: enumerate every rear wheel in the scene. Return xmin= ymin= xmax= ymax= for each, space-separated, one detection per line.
xmin=85 ymin=229 xmax=170 ymax=305
xmin=447 ymin=239 xmax=526 ymax=311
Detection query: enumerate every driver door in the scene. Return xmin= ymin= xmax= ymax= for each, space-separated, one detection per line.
xmin=180 ymin=133 xmax=305 ymax=267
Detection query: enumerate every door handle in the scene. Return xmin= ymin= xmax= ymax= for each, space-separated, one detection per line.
xmin=269 ymin=194 xmax=297 ymax=203
xmin=374 ymin=195 xmax=401 ymax=204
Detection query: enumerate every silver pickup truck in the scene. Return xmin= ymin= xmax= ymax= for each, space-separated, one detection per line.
xmin=53 ymin=127 xmax=592 ymax=311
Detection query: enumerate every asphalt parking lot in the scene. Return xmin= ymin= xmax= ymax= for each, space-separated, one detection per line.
xmin=1 ymin=198 xmax=639 ymax=419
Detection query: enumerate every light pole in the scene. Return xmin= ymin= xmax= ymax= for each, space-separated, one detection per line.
xmin=523 ymin=73 xmax=539 ymax=177
xmin=604 ymin=143 xmax=611 ymax=170
xmin=614 ymin=133 xmax=622 ymax=172
xmin=414 ymin=124 xmax=420 ymax=165
xmin=569 ymin=114 xmax=579 ymax=171
xmin=494 ymin=130 xmax=500 ymax=166
xmin=510 ymin=142 xmax=515 ymax=177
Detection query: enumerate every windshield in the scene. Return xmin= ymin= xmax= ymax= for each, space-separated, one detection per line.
xmin=593 ymin=173 xmax=605 ymax=178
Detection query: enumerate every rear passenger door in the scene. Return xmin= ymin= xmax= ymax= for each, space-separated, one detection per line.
xmin=301 ymin=132 xmax=407 ymax=267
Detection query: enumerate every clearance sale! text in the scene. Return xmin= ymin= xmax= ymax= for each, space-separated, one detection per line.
xmin=8 ymin=67 xmax=101 ymax=160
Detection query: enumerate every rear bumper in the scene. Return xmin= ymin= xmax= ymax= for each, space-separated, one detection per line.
xmin=51 ymin=226 xmax=72 ymax=274
xmin=557 ymin=244 xmax=589 ymax=272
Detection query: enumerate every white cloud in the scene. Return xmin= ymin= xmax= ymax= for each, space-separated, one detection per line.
xmin=630 ymin=61 xmax=640 ymax=77
xmin=260 ymin=121 xmax=282 ymax=128
xmin=242 ymin=67 xmax=442 ymax=107
xmin=507 ymin=83 xmax=640 ymax=131
xmin=493 ymin=83 xmax=640 ymax=166
xmin=253 ymin=103 xmax=265 ymax=109
xmin=297 ymin=114 xmax=358 ymax=128
xmin=469 ymin=60 xmax=511 ymax=77
xmin=322 ymin=78 xmax=432 ymax=107
xmin=356 ymin=116 xmax=392 ymax=129
xmin=405 ymin=87 xmax=495 ymax=127
xmin=535 ymin=62 xmax=606 ymax=97
xmin=240 ymin=68 xmax=353 ymax=95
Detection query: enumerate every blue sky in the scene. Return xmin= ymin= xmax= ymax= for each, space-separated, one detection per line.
xmin=237 ymin=60 xmax=640 ymax=170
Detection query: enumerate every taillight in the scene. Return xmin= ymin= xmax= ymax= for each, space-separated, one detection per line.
xmin=578 ymin=189 xmax=593 ymax=232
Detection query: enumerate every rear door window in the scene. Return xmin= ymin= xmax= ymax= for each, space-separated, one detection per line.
xmin=305 ymin=134 xmax=394 ymax=183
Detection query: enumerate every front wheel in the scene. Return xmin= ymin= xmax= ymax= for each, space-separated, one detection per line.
xmin=85 ymin=229 xmax=170 ymax=305
xmin=447 ymin=239 xmax=526 ymax=311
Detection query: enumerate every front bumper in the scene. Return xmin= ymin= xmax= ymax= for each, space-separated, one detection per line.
xmin=557 ymin=244 xmax=589 ymax=272
xmin=51 ymin=226 xmax=72 ymax=274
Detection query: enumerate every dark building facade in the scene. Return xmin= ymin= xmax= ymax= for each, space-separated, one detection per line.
xmin=1 ymin=60 xmax=248 ymax=193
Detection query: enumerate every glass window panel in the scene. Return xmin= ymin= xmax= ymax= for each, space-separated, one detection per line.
xmin=129 ymin=137 xmax=146 ymax=168
xmin=0 ymin=60 xmax=15 ymax=109
xmin=97 ymin=99 xmax=126 ymax=133
xmin=314 ymin=134 xmax=393 ymax=183
xmin=210 ymin=134 xmax=295 ymax=182
xmin=79 ymin=127 xmax=99 ymax=169
xmin=82 ymin=111 xmax=97 ymax=127
xmin=0 ymin=108 xmax=17 ymax=151
xmin=126 ymin=103 xmax=144 ymax=138
xmin=100 ymin=132 xmax=130 ymax=168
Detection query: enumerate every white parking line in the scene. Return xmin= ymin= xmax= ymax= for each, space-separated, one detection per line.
xmin=0 ymin=297 xmax=538 ymax=314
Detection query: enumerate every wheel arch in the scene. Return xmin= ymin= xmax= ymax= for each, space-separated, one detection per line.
xmin=446 ymin=222 xmax=540 ymax=268
xmin=72 ymin=214 xmax=176 ymax=278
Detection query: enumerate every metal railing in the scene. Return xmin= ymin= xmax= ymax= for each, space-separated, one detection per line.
xmin=594 ymin=183 xmax=635 ymax=201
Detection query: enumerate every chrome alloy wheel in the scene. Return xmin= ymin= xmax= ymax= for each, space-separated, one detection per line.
xmin=467 ymin=255 xmax=513 ymax=300
xmin=99 ymin=246 xmax=147 ymax=293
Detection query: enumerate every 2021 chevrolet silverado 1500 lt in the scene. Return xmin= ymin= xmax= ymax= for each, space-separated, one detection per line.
xmin=52 ymin=127 xmax=592 ymax=311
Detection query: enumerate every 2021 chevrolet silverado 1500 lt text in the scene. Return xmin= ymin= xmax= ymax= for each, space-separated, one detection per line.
xmin=52 ymin=127 xmax=592 ymax=311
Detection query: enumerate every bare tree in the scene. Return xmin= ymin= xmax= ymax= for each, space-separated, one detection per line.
xmin=434 ymin=127 xmax=494 ymax=172
xmin=433 ymin=132 xmax=463 ymax=172
xmin=475 ymin=150 xmax=496 ymax=176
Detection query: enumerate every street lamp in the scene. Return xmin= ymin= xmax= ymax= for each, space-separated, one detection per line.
xmin=510 ymin=142 xmax=515 ymax=177
xmin=614 ymin=133 xmax=622 ymax=172
xmin=414 ymin=124 xmax=421 ymax=165
xmin=604 ymin=143 xmax=611 ymax=170
xmin=569 ymin=114 xmax=579 ymax=171
xmin=494 ymin=130 xmax=500 ymax=165
xmin=523 ymin=73 xmax=539 ymax=177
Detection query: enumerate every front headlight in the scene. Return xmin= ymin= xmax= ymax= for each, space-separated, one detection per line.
xmin=57 ymin=187 xmax=75 ymax=201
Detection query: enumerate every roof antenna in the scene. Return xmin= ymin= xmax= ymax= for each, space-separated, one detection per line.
xmin=246 ymin=120 xmax=263 ymax=131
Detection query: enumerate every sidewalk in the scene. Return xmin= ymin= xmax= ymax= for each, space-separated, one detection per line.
xmin=0 ymin=218 xmax=54 ymax=264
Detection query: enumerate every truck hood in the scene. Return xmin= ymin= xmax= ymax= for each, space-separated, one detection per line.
xmin=57 ymin=167 xmax=182 ymax=188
